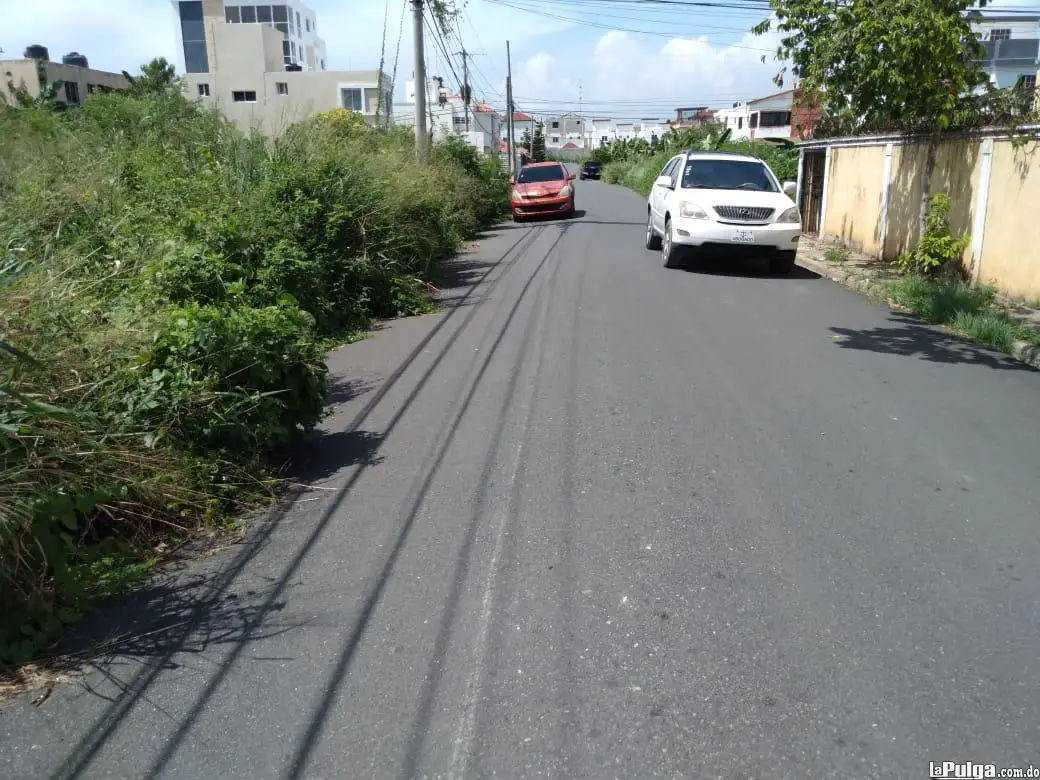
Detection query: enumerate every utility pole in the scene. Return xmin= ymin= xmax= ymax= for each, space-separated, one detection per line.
xmin=458 ymin=47 xmax=471 ymax=132
xmin=411 ymin=0 xmax=428 ymax=161
xmin=506 ymin=40 xmax=515 ymax=174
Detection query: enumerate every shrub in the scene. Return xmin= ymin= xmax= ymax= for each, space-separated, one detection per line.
xmin=824 ymin=244 xmax=851 ymax=263
xmin=0 ymin=88 xmax=507 ymax=665
xmin=896 ymin=194 xmax=969 ymax=277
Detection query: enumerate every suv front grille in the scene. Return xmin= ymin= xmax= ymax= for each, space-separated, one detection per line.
xmin=714 ymin=206 xmax=775 ymax=222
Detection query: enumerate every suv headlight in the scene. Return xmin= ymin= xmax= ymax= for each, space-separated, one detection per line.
xmin=679 ymin=201 xmax=708 ymax=219
xmin=777 ymin=206 xmax=801 ymax=223
xmin=559 ymin=184 xmax=572 ymax=197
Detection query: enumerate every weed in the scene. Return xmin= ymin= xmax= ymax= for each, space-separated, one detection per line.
xmin=887 ymin=277 xmax=1039 ymax=354
xmin=896 ymin=194 xmax=969 ymax=277
xmin=824 ymin=245 xmax=851 ymax=264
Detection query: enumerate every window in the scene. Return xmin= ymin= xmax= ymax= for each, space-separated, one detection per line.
xmin=64 ymin=80 xmax=80 ymax=105
xmin=226 ymin=6 xmax=240 ymax=23
xmin=179 ymin=1 xmax=209 ymax=73
xmin=87 ymin=83 xmax=97 ymax=95
xmin=241 ymin=5 xmax=256 ymax=22
xmin=1022 ymin=74 xmax=1037 ymax=90
xmin=551 ymin=120 xmax=559 ymax=129
xmin=197 ymin=82 xmax=211 ymax=97
xmin=276 ymin=81 xmax=288 ymax=95
xmin=341 ymin=87 xmax=363 ymax=111
xmin=257 ymin=5 xmax=272 ymax=23
xmin=681 ymin=159 xmax=778 ymax=192
xmin=750 ymin=113 xmax=759 ymax=129
xmin=320 ymin=59 xmax=325 ymax=69
xmin=273 ymin=4 xmax=287 ymax=22
xmin=737 ymin=117 xmax=743 ymax=129
xmin=306 ymin=18 xmax=311 ymax=32
xmin=290 ymin=41 xmax=297 ymax=58
xmin=990 ymin=28 xmax=1011 ymax=41
xmin=516 ymin=164 xmax=567 ymax=183
xmin=232 ymin=90 xmax=258 ymax=102
xmin=759 ymin=110 xmax=791 ymax=128
xmin=550 ymin=135 xmax=560 ymax=144
xmin=297 ymin=11 xmax=302 ymax=29
xmin=277 ymin=22 xmax=289 ymax=34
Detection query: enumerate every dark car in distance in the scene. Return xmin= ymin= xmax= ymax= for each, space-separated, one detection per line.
xmin=579 ymin=160 xmax=602 ymax=180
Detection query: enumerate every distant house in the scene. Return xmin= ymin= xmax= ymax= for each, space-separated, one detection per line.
xmin=546 ymin=111 xmax=585 ymax=148
xmin=0 ymin=47 xmax=128 ymax=107
xmin=746 ymin=88 xmax=820 ymax=140
xmin=512 ymin=111 xmax=535 ymax=140
xmin=716 ymin=102 xmax=751 ymax=139
xmin=670 ymin=106 xmax=717 ymax=129
xmin=967 ymin=9 xmax=1040 ymax=90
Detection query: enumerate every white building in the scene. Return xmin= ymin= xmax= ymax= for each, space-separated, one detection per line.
xmin=716 ymin=102 xmax=751 ymax=139
xmin=393 ymin=82 xmax=502 ymax=155
xmin=173 ymin=0 xmax=390 ymax=135
xmin=637 ymin=118 xmax=667 ymax=143
xmin=967 ymin=10 xmax=1040 ymax=90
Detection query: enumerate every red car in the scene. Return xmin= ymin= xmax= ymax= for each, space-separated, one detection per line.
xmin=510 ymin=162 xmax=576 ymax=222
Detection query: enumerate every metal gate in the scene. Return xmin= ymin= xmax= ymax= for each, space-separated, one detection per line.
xmin=799 ymin=150 xmax=826 ymax=235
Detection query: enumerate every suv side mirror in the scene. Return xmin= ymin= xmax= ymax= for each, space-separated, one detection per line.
xmin=567 ymin=172 xmax=577 ymax=181
xmin=783 ymin=180 xmax=797 ymax=198
xmin=655 ymin=175 xmax=673 ymax=189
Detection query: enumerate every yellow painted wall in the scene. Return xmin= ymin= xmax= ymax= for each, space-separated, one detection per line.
xmin=882 ymin=140 xmax=982 ymax=264
xmin=822 ymin=145 xmax=886 ymax=255
xmin=978 ymin=140 xmax=1040 ymax=300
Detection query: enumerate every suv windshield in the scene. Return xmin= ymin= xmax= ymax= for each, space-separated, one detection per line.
xmin=681 ymin=159 xmax=777 ymax=192
xmin=584 ymin=161 xmax=600 ymax=169
xmin=517 ymin=165 xmax=567 ymax=183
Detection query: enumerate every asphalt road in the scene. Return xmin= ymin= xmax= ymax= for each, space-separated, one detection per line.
xmin=3 ymin=177 xmax=1040 ymax=780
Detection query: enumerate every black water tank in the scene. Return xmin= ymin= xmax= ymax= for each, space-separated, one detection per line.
xmin=24 ymin=44 xmax=49 ymax=60
xmin=62 ymin=52 xmax=89 ymax=68
xmin=285 ymin=63 xmax=303 ymax=72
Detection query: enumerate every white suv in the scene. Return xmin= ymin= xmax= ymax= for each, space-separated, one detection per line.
xmin=645 ymin=151 xmax=801 ymax=273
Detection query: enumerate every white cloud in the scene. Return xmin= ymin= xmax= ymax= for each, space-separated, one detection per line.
xmin=514 ymin=29 xmax=787 ymax=120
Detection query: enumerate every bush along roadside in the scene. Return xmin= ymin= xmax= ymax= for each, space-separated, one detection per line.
xmin=0 ymin=93 xmax=509 ymax=667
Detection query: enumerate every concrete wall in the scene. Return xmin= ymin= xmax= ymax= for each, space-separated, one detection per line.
xmin=808 ymin=129 xmax=1040 ymax=300
xmin=822 ymin=145 xmax=887 ymax=256
xmin=978 ymin=141 xmax=1040 ymax=297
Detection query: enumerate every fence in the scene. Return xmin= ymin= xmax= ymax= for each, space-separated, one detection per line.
xmin=797 ymin=127 xmax=1040 ymax=300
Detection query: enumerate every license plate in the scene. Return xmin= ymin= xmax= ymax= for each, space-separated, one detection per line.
xmin=731 ymin=230 xmax=755 ymax=244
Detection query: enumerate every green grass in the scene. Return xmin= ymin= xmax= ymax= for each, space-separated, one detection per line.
xmin=824 ymin=245 xmax=851 ymax=264
xmin=886 ymin=277 xmax=1040 ymax=354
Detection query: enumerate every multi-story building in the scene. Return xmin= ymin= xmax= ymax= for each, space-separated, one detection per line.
xmin=171 ymin=0 xmax=390 ymax=134
xmin=1 ymin=46 xmax=128 ymax=107
xmin=392 ymin=80 xmax=502 ymax=155
xmin=545 ymin=112 xmax=585 ymax=148
xmin=967 ymin=9 xmax=1040 ymax=90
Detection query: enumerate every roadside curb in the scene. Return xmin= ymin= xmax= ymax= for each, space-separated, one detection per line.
xmin=796 ymin=251 xmax=1040 ymax=372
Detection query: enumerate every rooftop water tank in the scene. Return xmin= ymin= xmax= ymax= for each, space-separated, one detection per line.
xmin=24 ymin=44 xmax=49 ymax=60
xmin=62 ymin=52 xmax=89 ymax=68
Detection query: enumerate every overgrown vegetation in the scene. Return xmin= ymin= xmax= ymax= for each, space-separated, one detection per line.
xmin=887 ymin=278 xmax=1039 ymax=354
xmin=596 ymin=124 xmax=799 ymax=196
xmin=886 ymin=192 xmax=1038 ymax=354
xmin=0 ymin=89 xmax=507 ymax=666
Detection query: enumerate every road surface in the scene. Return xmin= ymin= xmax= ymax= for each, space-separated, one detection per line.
xmin=3 ymin=178 xmax=1040 ymax=779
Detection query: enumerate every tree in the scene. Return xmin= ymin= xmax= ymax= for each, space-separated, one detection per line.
xmin=125 ymin=57 xmax=178 ymax=97
xmin=754 ymin=0 xmax=987 ymax=237
xmin=531 ymin=122 xmax=546 ymax=162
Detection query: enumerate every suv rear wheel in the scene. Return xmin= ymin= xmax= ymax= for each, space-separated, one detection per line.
xmin=645 ymin=210 xmax=661 ymax=250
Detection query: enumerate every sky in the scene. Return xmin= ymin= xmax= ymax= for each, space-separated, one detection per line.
xmin=1 ymin=0 xmax=1036 ymax=121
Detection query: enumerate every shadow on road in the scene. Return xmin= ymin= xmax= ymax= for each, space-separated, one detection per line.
xmin=43 ymin=224 xmax=553 ymax=780
xmin=679 ymin=255 xmax=822 ymax=280
xmin=830 ymin=312 xmax=1034 ymax=371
